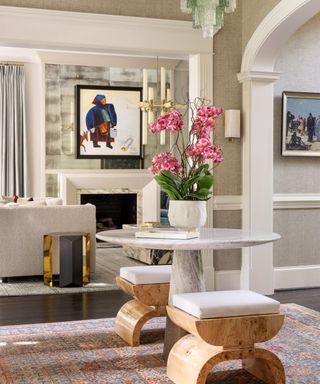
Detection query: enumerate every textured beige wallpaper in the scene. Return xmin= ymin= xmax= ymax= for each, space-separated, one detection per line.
xmin=213 ymin=210 xmax=242 ymax=270
xmin=242 ymin=0 xmax=281 ymax=51
xmin=212 ymin=4 xmax=242 ymax=196
xmin=274 ymin=209 xmax=320 ymax=267
xmin=211 ymin=0 xmax=281 ymax=195
xmin=0 ymin=0 xmax=190 ymax=20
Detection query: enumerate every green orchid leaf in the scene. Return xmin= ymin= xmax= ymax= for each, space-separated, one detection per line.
xmin=197 ymin=188 xmax=211 ymax=197
xmin=198 ymin=175 xmax=213 ymax=190
xmin=183 ymin=187 xmax=212 ymax=200
xmin=154 ymin=173 xmax=182 ymax=200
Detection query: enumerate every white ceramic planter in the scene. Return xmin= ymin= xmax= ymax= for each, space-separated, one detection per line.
xmin=168 ymin=200 xmax=207 ymax=230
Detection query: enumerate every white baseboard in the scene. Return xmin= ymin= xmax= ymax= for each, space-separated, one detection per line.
xmin=214 ymin=265 xmax=320 ymax=291
xmin=274 ymin=265 xmax=320 ymax=290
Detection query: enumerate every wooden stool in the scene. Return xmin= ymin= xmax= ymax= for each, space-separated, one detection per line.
xmin=167 ymin=290 xmax=285 ymax=384
xmin=115 ymin=265 xmax=171 ymax=346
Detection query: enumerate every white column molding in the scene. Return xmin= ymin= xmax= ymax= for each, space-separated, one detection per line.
xmin=189 ymin=53 xmax=215 ymax=290
xmin=237 ymin=71 xmax=281 ymax=83
xmin=239 ymin=0 xmax=320 ymax=293
xmin=238 ymin=71 xmax=280 ymax=294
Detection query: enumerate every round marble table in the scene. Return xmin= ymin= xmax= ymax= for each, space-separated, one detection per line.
xmin=96 ymin=228 xmax=280 ymax=359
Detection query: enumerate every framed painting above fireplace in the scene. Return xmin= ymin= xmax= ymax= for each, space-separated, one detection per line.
xmin=76 ymin=85 xmax=143 ymax=159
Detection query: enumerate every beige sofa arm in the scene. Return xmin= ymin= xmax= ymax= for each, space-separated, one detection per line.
xmin=0 ymin=204 xmax=96 ymax=278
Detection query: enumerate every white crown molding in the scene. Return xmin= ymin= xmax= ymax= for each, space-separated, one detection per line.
xmin=0 ymin=6 xmax=190 ymax=28
xmin=0 ymin=6 xmax=211 ymax=58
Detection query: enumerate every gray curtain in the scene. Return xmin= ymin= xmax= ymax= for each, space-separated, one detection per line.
xmin=0 ymin=65 xmax=28 ymax=196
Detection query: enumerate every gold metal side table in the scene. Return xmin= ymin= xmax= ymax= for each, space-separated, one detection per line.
xmin=43 ymin=232 xmax=90 ymax=288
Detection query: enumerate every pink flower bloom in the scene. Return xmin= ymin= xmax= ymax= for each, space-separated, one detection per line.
xmin=197 ymin=106 xmax=224 ymax=120
xmin=187 ymin=138 xmax=223 ymax=163
xmin=149 ymin=115 xmax=167 ymax=133
xmin=196 ymin=106 xmax=223 ymax=134
xmin=150 ymin=152 xmax=183 ymax=175
xmin=204 ymin=145 xmax=224 ymax=163
xmin=166 ymin=110 xmax=184 ymax=132
xmin=190 ymin=118 xmax=204 ymax=134
xmin=187 ymin=137 xmax=211 ymax=156
xmin=191 ymin=115 xmax=217 ymax=137
xmin=149 ymin=111 xmax=184 ymax=134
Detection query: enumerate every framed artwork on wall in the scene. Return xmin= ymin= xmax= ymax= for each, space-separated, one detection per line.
xmin=282 ymin=91 xmax=320 ymax=156
xmin=76 ymin=85 xmax=143 ymax=159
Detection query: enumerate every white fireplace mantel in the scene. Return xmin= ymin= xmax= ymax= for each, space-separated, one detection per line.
xmin=59 ymin=170 xmax=160 ymax=224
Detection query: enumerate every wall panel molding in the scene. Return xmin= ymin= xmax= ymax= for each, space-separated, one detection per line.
xmin=213 ymin=195 xmax=242 ymax=211
xmin=273 ymin=193 xmax=320 ymax=209
xmin=212 ymin=193 xmax=320 ymax=211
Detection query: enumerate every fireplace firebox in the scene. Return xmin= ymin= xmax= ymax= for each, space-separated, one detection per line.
xmin=81 ymin=193 xmax=137 ymax=232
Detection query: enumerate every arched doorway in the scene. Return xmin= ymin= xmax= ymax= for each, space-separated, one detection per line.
xmin=238 ymin=0 xmax=320 ymax=294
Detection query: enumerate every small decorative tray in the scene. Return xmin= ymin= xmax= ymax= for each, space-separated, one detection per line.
xmin=135 ymin=229 xmax=199 ymax=240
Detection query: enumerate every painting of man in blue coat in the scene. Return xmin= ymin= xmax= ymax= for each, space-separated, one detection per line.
xmin=85 ymin=94 xmax=117 ymax=149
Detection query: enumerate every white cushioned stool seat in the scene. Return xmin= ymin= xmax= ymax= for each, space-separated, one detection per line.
xmin=172 ymin=290 xmax=280 ymax=319
xmin=120 ymin=265 xmax=171 ymax=285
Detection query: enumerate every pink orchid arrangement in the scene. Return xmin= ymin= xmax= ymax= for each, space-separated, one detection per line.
xmin=149 ymin=99 xmax=224 ymax=200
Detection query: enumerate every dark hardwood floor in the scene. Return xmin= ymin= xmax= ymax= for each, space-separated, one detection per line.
xmin=0 ymin=288 xmax=318 ymax=326
xmin=269 ymin=287 xmax=320 ymax=312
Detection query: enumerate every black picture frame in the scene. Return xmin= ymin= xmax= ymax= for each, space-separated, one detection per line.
xmin=282 ymin=91 xmax=320 ymax=156
xmin=76 ymin=85 xmax=143 ymax=159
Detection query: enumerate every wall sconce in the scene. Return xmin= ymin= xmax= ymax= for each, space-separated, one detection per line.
xmin=225 ymin=109 xmax=240 ymax=141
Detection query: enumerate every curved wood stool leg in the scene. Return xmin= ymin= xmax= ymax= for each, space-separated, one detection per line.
xmin=242 ymin=347 xmax=286 ymax=384
xmin=167 ymin=334 xmax=223 ymax=384
xmin=115 ymin=299 xmax=166 ymax=346
xmin=168 ymin=334 xmax=285 ymax=384
xmin=167 ymin=334 xmax=254 ymax=384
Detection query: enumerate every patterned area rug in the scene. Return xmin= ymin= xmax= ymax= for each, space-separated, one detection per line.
xmin=0 ymin=248 xmax=142 ymax=296
xmin=0 ymin=304 xmax=318 ymax=383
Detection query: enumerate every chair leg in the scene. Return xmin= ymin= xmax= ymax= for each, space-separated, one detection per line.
xmin=115 ymin=299 xmax=166 ymax=346
xmin=167 ymin=334 xmax=285 ymax=384
xmin=167 ymin=334 xmax=223 ymax=384
xmin=242 ymin=347 xmax=286 ymax=384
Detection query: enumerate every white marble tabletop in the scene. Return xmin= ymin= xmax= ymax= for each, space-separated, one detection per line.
xmin=96 ymin=228 xmax=280 ymax=251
